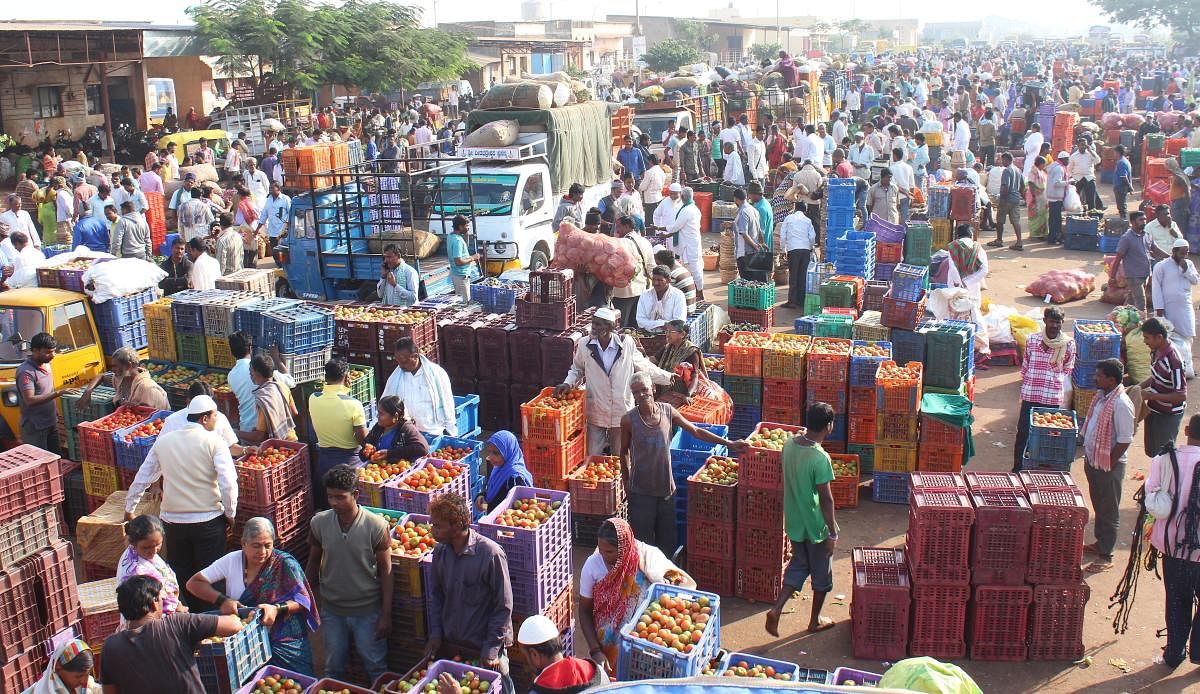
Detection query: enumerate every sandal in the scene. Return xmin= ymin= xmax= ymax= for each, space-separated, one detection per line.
xmin=1083 ymin=542 xmax=1099 ymax=555
xmin=1009 ymin=243 xmax=1024 ymax=251
xmin=1084 ymin=560 xmax=1114 ymax=573
xmin=986 ymin=239 xmax=1004 ymax=248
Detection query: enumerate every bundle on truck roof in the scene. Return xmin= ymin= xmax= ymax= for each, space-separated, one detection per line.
xmin=465 ymin=101 xmax=612 ymax=191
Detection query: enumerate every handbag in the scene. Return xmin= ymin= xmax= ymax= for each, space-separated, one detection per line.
xmin=1145 ymin=443 xmax=1179 ymax=519
xmin=746 ymin=249 xmax=775 ymax=272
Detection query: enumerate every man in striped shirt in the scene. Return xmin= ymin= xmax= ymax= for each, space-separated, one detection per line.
xmin=1139 ymin=317 xmax=1187 ymax=457
xmin=1013 ymin=306 xmax=1076 ymax=472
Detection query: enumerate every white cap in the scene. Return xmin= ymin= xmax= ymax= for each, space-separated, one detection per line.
xmin=186 ymin=394 xmax=218 ymax=415
xmin=1057 ymin=151 xmax=1070 ymax=160
xmin=1173 ymin=238 xmax=1190 ymax=250
xmin=668 ymin=182 xmax=683 ymax=192
xmin=594 ymin=307 xmax=620 ymax=324
xmin=517 ymin=615 xmax=560 ymax=646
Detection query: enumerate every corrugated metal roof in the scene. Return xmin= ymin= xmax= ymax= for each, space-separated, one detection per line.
xmin=0 ymin=20 xmax=190 ymax=32
xmin=143 ymin=30 xmax=201 ymax=57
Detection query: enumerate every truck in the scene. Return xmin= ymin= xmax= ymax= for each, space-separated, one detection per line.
xmin=630 ymin=93 xmax=724 ymax=157
xmin=0 ymin=288 xmax=107 ymax=443
xmin=455 ymin=101 xmax=615 ymax=273
xmin=207 ymin=100 xmax=313 ymax=156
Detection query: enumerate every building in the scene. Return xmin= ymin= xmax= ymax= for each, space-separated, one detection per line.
xmin=142 ymin=27 xmax=259 ymax=122
xmin=0 ymin=21 xmax=147 ymax=150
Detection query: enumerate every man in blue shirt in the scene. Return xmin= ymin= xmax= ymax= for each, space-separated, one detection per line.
xmin=378 ymin=244 xmax=420 ymax=306
xmin=616 ymin=135 xmax=646 ymax=184
xmin=446 ymin=214 xmax=480 ymax=301
xmin=362 ymin=132 xmax=378 ymax=161
xmin=256 ymin=182 xmax=291 ymax=250
xmin=1113 ymin=145 xmax=1133 ymax=219
xmin=71 ymin=202 xmax=110 ymax=252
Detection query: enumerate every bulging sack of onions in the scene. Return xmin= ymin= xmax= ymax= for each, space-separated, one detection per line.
xmin=553 ymin=220 xmax=637 ymax=287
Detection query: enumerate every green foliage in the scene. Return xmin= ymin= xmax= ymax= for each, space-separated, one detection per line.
xmin=750 ymin=43 xmax=783 ymax=63
xmin=188 ymin=0 xmax=472 ymax=97
xmin=642 ymin=39 xmax=702 ymax=74
xmin=1089 ymin=0 xmax=1198 ymax=42
xmin=837 ymin=19 xmax=871 ymax=36
xmin=564 ymin=64 xmax=587 ymax=80
xmin=673 ymin=19 xmax=718 ymax=53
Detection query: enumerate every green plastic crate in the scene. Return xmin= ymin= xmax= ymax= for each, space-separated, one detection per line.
xmin=175 ymin=332 xmax=208 ymax=366
xmin=819 ymin=281 xmax=857 ymax=309
xmin=61 ymin=386 xmax=117 ymax=429
xmin=803 ymin=294 xmax=823 ymax=316
xmin=847 ymin=443 xmax=875 ymax=475
xmin=302 ymin=363 xmax=376 ymax=406
xmin=904 ymin=223 xmax=933 ymax=265
xmin=728 ymin=280 xmax=777 ymax=310
xmin=814 ymin=314 xmax=854 ymax=339
xmin=1182 ymin=149 xmax=1200 ymax=169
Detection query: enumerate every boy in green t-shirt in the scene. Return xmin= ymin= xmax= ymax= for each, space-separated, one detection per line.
xmin=765 ymin=402 xmax=839 ymax=637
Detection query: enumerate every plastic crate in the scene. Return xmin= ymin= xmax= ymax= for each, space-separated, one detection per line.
xmin=515 ymin=297 xmax=576 ymax=331
xmin=254 ymin=305 xmax=335 ymax=354
xmin=81 ymin=460 xmax=117 ymax=497
xmin=890 ymin=325 xmax=928 ymax=364
xmin=411 ymin=660 xmax=502 ymax=694
xmin=1064 ymin=233 xmax=1099 ymax=251
xmin=1027 ymin=583 xmax=1089 ymax=661
xmin=688 ymin=555 xmax=734 ymax=596
xmin=904 ymin=223 xmax=933 ymax=265
xmin=848 ymin=341 xmax=891 ymax=387
xmin=0 ymin=505 xmax=56 ymax=571
xmin=968 ymin=585 xmax=1032 ymax=661
xmin=761 ymin=334 xmax=809 ymax=381
xmin=880 ymin=292 xmax=926 ymax=331
xmin=890 ymin=263 xmax=930 ymax=302
xmin=831 ymin=667 xmax=883 ymax=687
xmin=1065 ymin=215 xmax=1100 ymax=236
xmin=1072 ymin=319 xmax=1121 ymax=362
xmin=819 ymin=280 xmax=858 ymax=310
xmin=381 ymin=459 xmax=471 ymax=515
xmin=232 ymin=666 xmax=316 ymax=694
xmin=916 ymin=442 xmax=964 ymax=473
xmin=0 ymin=541 xmax=80 ymax=664
xmin=724 ymin=375 xmax=762 ymax=406
xmin=851 ymin=547 xmax=911 ymax=661
xmin=727 ymin=406 xmax=759 ymax=439
xmin=78 ymin=405 xmax=155 ymax=467
xmin=909 ymin=582 xmax=969 ymax=659
xmin=805 ymin=380 xmax=847 ymax=415
xmin=874 ymin=360 xmax=923 ymax=412
xmin=802 ymin=293 xmax=822 ymax=316
xmin=1026 ymin=407 xmax=1078 ymax=464
xmin=728 ymin=279 xmax=776 ymax=310
xmin=474 ymin=280 xmax=526 ymax=314
xmin=717 ymin=652 xmax=801 ymax=681
xmin=527 ymin=270 xmax=574 ymax=304
xmin=871 ymin=471 xmax=910 ymax=505
xmin=616 ymin=584 xmax=721 ymax=680
xmin=509 ymin=544 xmax=571 ymax=616
xmin=919 ymin=414 xmax=965 ymax=448
xmin=687 ymin=517 xmax=736 ymax=562
xmin=202 ymin=291 xmax=263 ymax=337
xmin=723 ymin=332 xmax=769 ymax=378
xmin=813 ymin=314 xmax=854 ymax=339
xmin=906 ymin=489 xmax=974 ymax=586
xmin=970 ymin=489 xmax=1033 ymax=586
xmin=200 ymin=607 xmax=274 ymax=692
xmin=567 ymin=456 xmax=625 ymax=516
xmin=805 ymin=337 xmax=851 ymax=382
xmin=727 ymin=306 xmax=773 ymax=329
xmin=739 ymin=422 xmax=802 ymax=489
xmin=519 ymin=387 xmax=585 ymax=445
xmin=99 ymin=319 xmax=148 ymax=353
xmin=234 ymin=439 xmax=310 ymax=506
xmin=827 ymin=178 xmax=856 ymax=208
xmin=875 ymin=409 xmax=918 ymax=443
xmin=830 ymin=453 xmax=860 ymax=509
xmin=686 ymin=463 xmax=737 ymax=525
xmin=112 ymin=409 xmax=171 ymax=471
xmin=92 ymin=287 xmax=158 ymax=331
xmin=670 ymin=424 xmax=729 ymax=477
xmin=1026 ymin=488 xmax=1088 ymax=585
xmin=175 ymin=331 xmax=207 ymax=366
xmin=1018 ymin=470 xmax=1078 ymax=491
xmin=736 ymin=485 xmax=783 ymax=531
xmin=477 ymin=487 xmax=570 ymax=572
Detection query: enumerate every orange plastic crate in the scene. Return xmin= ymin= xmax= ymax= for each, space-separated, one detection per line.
xmin=522 ymin=428 xmax=587 ymax=483
xmin=917 ymin=442 xmax=965 ymax=473
xmin=875 ymin=360 xmax=923 ymax=412
xmin=830 ymin=453 xmax=860 ymax=509
xmin=723 ymin=331 xmax=770 ymax=378
xmin=520 ymin=387 xmax=585 ymax=445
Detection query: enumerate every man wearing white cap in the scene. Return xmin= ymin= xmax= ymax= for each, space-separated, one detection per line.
xmin=513 ymin=615 xmax=609 ymax=694
xmin=1045 ymin=151 xmax=1071 ymax=244
xmin=638 ymin=154 xmax=666 ymax=222
xmin=1152 ymin=237 xmax=1200 ymax=377
xmin=124 ymin=394 xmax=238 ymax=611
xmin=663 ymin=186 xmax=703 ymax=299
xmin=555 ymin=308 xmax=674 ymax=456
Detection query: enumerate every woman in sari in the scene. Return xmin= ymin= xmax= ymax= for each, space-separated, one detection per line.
xmin=77 ymin=347 xmax=170 ymax=412
xmin=116 ymin=515 xmax=184 ymax=626
xmin=765 ymin=124 xmax=788 ymax=171
xmin=23 ymin=638 xmax=101 ymax=694
xmin=474 ymin=430 xmax=533 ymax=513
xmin=187 ymin=517 xmax=320 ymax=675
xmin=652 ymin=319 xmax=703 ymax=406
xmin=577 ymin=518 xmax=694 ymax=673
xmin=240 ymin=355 xmax=297 ymax=443
xmin=1026 ymin=155 xmax=1049 ymax=240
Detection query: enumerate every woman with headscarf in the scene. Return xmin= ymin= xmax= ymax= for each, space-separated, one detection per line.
xmin=23 ymin=638 xmax=101 ymax=694
xmin=187 ymin=517 xmax=320 ymax=674
xmin=577 ymin=518 xmax=694 ymax=673
xmin=1025 ymin=156 xmax=1049 ymax=239
xmin=652 ymin=319 xmax=703 ymax=406
xmin=1165 ymin=158 xmax=1192 ymax=231
xmin=116 ymin=514 xmax=184 ymax=628
xmin=474 ymin=430 xmax=533 ymax=513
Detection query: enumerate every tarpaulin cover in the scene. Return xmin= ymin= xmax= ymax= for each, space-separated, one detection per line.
xmin=466 ymin=101 xmax=613 ymax=190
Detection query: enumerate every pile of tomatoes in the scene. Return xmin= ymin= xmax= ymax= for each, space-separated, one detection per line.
xmin=573 ymin=456 xmax=620 ymax=483
xmin=631 ymin=593 xmax=713 ymax=654
xmin=695 ymin=456 xmax=737 ymax=486
xmin=398 ymin=463 xmax=463 ymax=492
xmin=492 ymin=498 xmax=562 ymax=528
xmin=853 ymin=342 xmax=890 ymax=357
xmin=433 ymin=446 xmax=474 ymax=462
xmin=721 ymin=660 xmax=794 ymax=680
xmin=239 ymin=446 xmax=295 ymax=470
xmin=1032 ymin=410 xmax=1074 ymax=429
xmin=809 ymin=338 xmax=851 ymax=355
xmin=390 ymin=519 xmax=437 ymax=558
xmin=533 ymin=389 xmax=583 ymax=411
xmin=120 ymin=417 xmax=163 ymax=442
xmin=876 ymin=361 xmax=922 ymax=381
xmin=359 ymin=461 xmax=411 ymax=483
xmin=90 ymin=409 xmax=149 ymax=432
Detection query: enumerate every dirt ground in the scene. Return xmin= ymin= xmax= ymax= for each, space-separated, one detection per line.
xmin=661 ymin=230 xmax=1200 ymax=694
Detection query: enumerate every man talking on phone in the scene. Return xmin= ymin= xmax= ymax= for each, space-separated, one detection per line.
xmin=378 ymin=243 xmax=420 ymax=306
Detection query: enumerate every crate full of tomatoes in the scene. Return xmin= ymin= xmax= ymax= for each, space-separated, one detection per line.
xmin=520 ymin=387 xmax=585 ymax=445
xmin=567 ymin=456 xmax=625 ymax=516
xmin=383 ymin=458 xmax=471 ymax=515
xmin=78 ymin=406 xmax=156 ymax=468
xmin=235 ymin=440 xmax=310 ymax=507
xmin=478 ymin=487 xmax=570 ymax=573
xmin=617 ymin=584 xmax=721 ymax=681
xmin=389 ymin=513 xmax=437 ymax=599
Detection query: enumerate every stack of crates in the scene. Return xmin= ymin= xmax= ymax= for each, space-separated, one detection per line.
xmin=79 ymin=406 xmax=157 ymax=503
xmin=723 ymin=332 xmax=770 ymax=438
xmin=882 ymin=264 xmax=928 ymax=331
xmin=851 ymin=547 xmax=911 ymax=661
xmin=1100 ymin=216 xmax=1126 ymax=254
xmin=92 ymin=286 xmax=157 ymax=354
xmin=761 ymin=334 xmax=809 ymax=426
xmin=366 ymin=507 xmax=426 ymax=673
xmin=0 ymin=445 xmax=81 ymax=693
xmin=727 ymin=278 xmax=777 ymax=314
xmin=806 ymin=337 xmax=851 ymax=452
xmin=248 ymin=303 xmax=335 ymax=383
xmin=907 ymin=478 xmax=974 ymax=658
xmin=826 ymin=178 xmax=857 ymax=257
xmin=1020 ymin=472 xmax=1089 ymax=660
xmin=1051 ymin=111 xmax=1079 ymax=155
xmin=171 ymin=289 xmax=224 ymax=366
xmin=736 ymin=422 xmax=801 ymax=602
xmin=833 ymin=231 xmax=876 ymax=279
xmin=516 ymin=270 xmax=576 ymax=332
xmin=234 ymin=440 xmax=312 ymax=560
xmin=59 ymin=387 xmax=116 ymax=464
xmin=1063 ymin=215 xmax=1100 ymax=252
xmin=874 ymin=361 xmax=922 ymax=482
xmin=803 ymin=262 xmax=836 ymax=316
xmin=519 ymin=388 xmax=586 ymax=491
xmin=904 ymin=221 xmax=933 ymax=266
xmin=847 ymin=341 xmax=890 ymax=470
xmin=685 ymin=453 xmax=737 ymax=595
xmin=918 ymin=395 xmax=968 ymax=474
xmin=201 ymin=291 xmax=262 ymax=369
xmin=670 ymin=424 xmax=729 ymax=553
xmin=1070 ymin=319 xmax=1121 ymax=401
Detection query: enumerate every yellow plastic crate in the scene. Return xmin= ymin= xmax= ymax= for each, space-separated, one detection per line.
xmin=205 ymin=336 xmax=237 ymax=369
xmin=931 ymin=218 xmax=953 ymax=252
xmin=145 ymin=298 xmax=176 ymax=362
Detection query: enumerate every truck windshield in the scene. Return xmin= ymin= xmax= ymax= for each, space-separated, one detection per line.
xmin=0 ymin=308 xmax=44 ymax=365
xmin=437 ymin=174 xmax=519 ymax=216
xmin=635 ymin=117 xmax=676 ymax=143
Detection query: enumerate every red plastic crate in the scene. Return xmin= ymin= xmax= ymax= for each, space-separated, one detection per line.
xmin=761 ymin=405 xmax=803 ymax=427
xmin=968 ymin=585 xmax=1032 ymax=661
xmin=233 ymin=489 xmax=313 ymax=542
xmin=539 ymin=329 xmax=584 ymax=384
xmin=520 ymin=387 xmax=585 ymax=445
xmin=823 ymin=440 xmax=845 ymax=454
xmin=0 ymin=445 xmax=64 ymax=526
xmin=830 ymin=453 xmax=860 ymax=509
xmin=964 ymin=471 xmax=1023 ymax=492
xmin=762 ymin=379 xmax=803 ymax=411
xmin=736 ymin=486 xmax=783 ymax=530
xmin=727 ymin=307 xmax=774 ymax=330
xmin=1027 ymin=583 xmax=1090 ymax=661
xmin=522 ymin=429 xmax=587 ymax=484
xmin=735 ymin=560 xmax=788 ymax=603
xmin=735 ymin=525 xmax=790 ymax=568
xmin=0 ymin=541 xmax=80 ymax=663
xmin=875 ymin=411 xmax=918 ymax=444
xmin=740 ymin=422 xmax=803 ymax=489
xmin=688 ymin=519 xmax=735 ymax=561
xmin=920 ymin=413 xmax=965 ymax=448
xmin=234 ymin=439 xmax=310 ymax=507
xmin=851 ymin=547 xmax=911 ymax=661
xmin=438 ymin=320 xmax=481 ymax=379
xmin=806 ymin=338 xmax=852 ymax=382
xmin=848 ymin=386 xmax=876 ymax=417
xmin=687 ymin=467 xmax=737 ymax=525
xmin=805 ymin=380 xmax=847 ymax=414
xmin=0 ymin=646 xmax=47 ymax=694
xmin=507 ymin=328 xmax=547 ymax=385
xmin=908 ymin=472 xmax=968 ymax=491
xmin=723 ymin=332 xmax=769 ymax=378
xmin=377 ymin=310 xmax=437 ymax=352
xmin=880 ymin=293 xmax=926 ymax=330
xmin=1026 ymin=488 xmax=1088 ymax=585
xmin=847 ymin=415 xmax=876 ymax=444
xmin=515 ymin=297 xmax=576 ymax=331
xmin=906 ymin=489 xmax=974 ymax=586
xmin=917 ymin=442 xmax=964 ymax=473
xmin=688 ymin=554 xmax=734 ymax=596
xmin=567 ymin=456 xmax=625 ymax=516
xmin=527 ymin=269 xmax=574 ymax=303
xmin=1019 ymin=470 xmax=1078 ymax=491
xmin=78 ymin=406 xmax=155 ymax=467
xmin=910 ymin=583 xmax=969 ymax=658
xmin=475 ymin=323 xmax=512 ymax=383
xmin=970 ymin=490 xmax=1033 ymax=585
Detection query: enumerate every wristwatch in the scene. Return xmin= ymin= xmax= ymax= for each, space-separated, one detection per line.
xmin=275 ymin=602 xmax=289 ymax=616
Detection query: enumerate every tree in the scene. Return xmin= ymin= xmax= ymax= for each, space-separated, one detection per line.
xmin=1088 ymin=0 xmax=1198 ymax=47
xmin=750 ymin=42 xmax=783 ymax=64
xmin=837 ymin=19 xmax=871 ymax=37
xmin=642 ymin=39 xmax=701 ymax=74
xmin=673 ymin=19 xmax=718 ymax=53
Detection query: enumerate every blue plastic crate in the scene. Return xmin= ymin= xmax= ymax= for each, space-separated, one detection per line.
xmin=474 ymin=281 xmax=526 ymax=314
xmin=232 ymin=297 xmax=304 ymax=335
xmin=872 ymin=471 xmax=910 ymax=504
xmin=874 ymin=262 xmax=896 ymax=281
xmin=728 ymin=406 xmax=760 ymax=439
xmin=100 ymin=320 xmax=148 ymax=353
xmin=827 ymin=414 xmax=847 ymax=442
xmin=1064 ymin=234 xmax=1099 ymax=252
xmin=1073 ymin=319 xmax=1121 ymax=363
xmin=1026 ymin=407 xmax=1078 ymax=464
xmin=890 ymin=263 xmax=930 ymax=302
xmin=1071 ymin=363 xmax=1098 ymax=389
xmin=1099 ymin=234 xmax=1120 ymax=253
xmin=718 ymin=652 xmax=802 ymax=681
xmin=93 ymin=287 xmax=159 ymax=331
xmin=617 ymin=583 xmax=722 ymax=680
xmin=794 ymin=315 xmax=817 ymax=335
xmin=41 ymin=244 xmax=70 ymax=259
xmin=1065 ymin=216 xmax=1100 ymax=236
xmin=827 ymin=178 xmax=857 ymax=209
xmin=113 ymin=409 xmax=172 ymax=470
xmin=670 ymin=424 xmax=729 ymax=477
xmin=454 ymin=394 xmax=480 ymax=439
xmin=424 ymin=434 xmax=484 ymax=483
xmin=253 ymin=305 xmax=335 ymax=354
xmin=197 ymin=608 xmax=272 ymax=694
xmin=827 ymin=208 xmax=857 ymax=232
xmin=849 ymin=340 xmax=891 ymax=387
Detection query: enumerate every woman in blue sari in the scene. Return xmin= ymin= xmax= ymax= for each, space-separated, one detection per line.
xmin=474 ymin=430 xmax=534 ymax=513
xmin=186 ymin=517 xmax=320 ymax=674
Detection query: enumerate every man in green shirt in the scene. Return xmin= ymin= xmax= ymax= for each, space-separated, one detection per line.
xmin=765 ymin=402 xmax=839 ymax=637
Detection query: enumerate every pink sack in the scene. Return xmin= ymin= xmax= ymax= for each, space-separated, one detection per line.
xmin=1121 ymin=113 xmax=1146 ymax=129
xmin=1100 ymin=112 xmax=1123 ymax=130
xmin=1025 ymin=268 xmax=1096 ymax=304
xmin=553 ymin=220 xmax=637 ymax=288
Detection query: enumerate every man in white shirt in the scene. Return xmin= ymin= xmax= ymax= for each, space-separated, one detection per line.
xmin=735 ymin=115 xmax=755 ymax=157
xmin=779 ymin=204 xmax=816 ymax=309
xmin=831 ymin=114 xmax=849 ymax=147
xmin=846 ymin=85 xmax=862 ymax=120
xmin=818 ymin=123 xmax=835 ymax=168
xmin=889 ymin=148 xmax=916 ymax=224
xmin=123 ymin=394 xmax=237 ymax=610
xmin=665 ymin=186 xmax=704 ymax=298
xmin=1046 ymin=151 xmax=1071 ymax=244
xmin=8 ymin=231 xmax=44 ymax=276
xmin=244 ymin=157 xmax=271 ymax=209
xmin=721 ymin=142 xmax=745 ymax=186
xmin=0 ymin=194 xmax=38 ymax=247
xmin=806 ymin=126 xmax=826 ymax=168
xmin=718 ymin=117 xmax=742 ymax=157
xmin=848 ymin=133 xmax=875 ymax=178
xmin=1068 ymin=139 xmax=1102 ymax=211
xmin=1022 ymin=124 xmax=1045 ymax=179
xmin=412 ymin=119 xmax=434 ymax=158
xmin=651 ymin=182 xmax=681 ymax=240
xmin=112 ymin=177 xmax=149 ymax=217
xmin=636 ymin=266 xmax=688 ymax=331
xmin=951 ymin=112 xmax=972 ymax=153
xmin=862 ymin=123 xmax=887 ymax=161
xmin=380 ymin=336 xmax=457 ymax=436
xmin=638 ymin=157 xmax=667 ymax=222
xmin=186 ymin=237 xmax=220 ymax=290
xmin=160 ymin=381 xmax=243 ymax=457
xmin=747 ymin=126 xmax=768 ymax=184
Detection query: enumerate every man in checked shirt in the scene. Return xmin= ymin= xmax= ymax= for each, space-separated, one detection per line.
xmin=1013 ymin=306 xmax=1076 ymax=472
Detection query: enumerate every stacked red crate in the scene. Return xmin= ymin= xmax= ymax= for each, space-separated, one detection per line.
xmin=851 ymin=547 xmax=911 ymax=660
xmin=1020 ymin=471 xmax=1089 ymax=660
xmin=905 ymin=486 xmax=973 ymax=659
xmin=734 ymin=423 xmax=802 ymax=602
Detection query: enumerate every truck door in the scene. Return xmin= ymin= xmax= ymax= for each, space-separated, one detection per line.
xmin=517 ymin=171 xmax=552 ymax=267
xmin=286 ymin=206 xmax=327 ymax=300
xmin=48 ymin=300 xmax=104 ymax=390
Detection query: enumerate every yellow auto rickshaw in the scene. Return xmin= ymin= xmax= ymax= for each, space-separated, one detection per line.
xmin=156 ymin=129 xmax=230 ymax=165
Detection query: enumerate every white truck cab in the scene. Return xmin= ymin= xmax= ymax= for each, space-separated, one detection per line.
xmin=632 ymin=108 xmax=695 ymax=158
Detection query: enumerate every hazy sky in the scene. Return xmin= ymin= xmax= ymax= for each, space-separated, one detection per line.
xmin=4 ymin=0 xmax=1148 ymax=35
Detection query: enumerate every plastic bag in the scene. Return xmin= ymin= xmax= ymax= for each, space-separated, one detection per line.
xmin=1125 ymin=326 xmax=1153 ymax=383
xmin=981 ymin=303 xmax=1016 ymax=344
xmin=878 ymin=657 xmax=982 ymax=694
xmin=1009 ymin=313 xmax=1040 ymax=355
xmin=1063 ymin=184 xmax=1083 ymax=214
xmin=83 ymin=258 xmax=166 ymax=304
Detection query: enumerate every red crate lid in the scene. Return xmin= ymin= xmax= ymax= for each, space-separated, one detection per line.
xmin=1018 ymin=470 xmax=1078 ymax=490
xmin=964 ymin=471 xmax=1024 ymax=492
xmin=910 ymin=489 xmax=975 ymax=522
xmin=908 ymin=472 xmax=967 ymax=491
xmin=852 ymin=546 xmax=906 ymax=569
xmin=854 ymin=559 xmax=910 ymax=588
xmin=970 ymin=489 xmax=1032 ymax=510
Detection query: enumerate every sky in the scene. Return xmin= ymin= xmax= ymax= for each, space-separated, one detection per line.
xmin=3 ymin=0 xmax=1151 ymax=36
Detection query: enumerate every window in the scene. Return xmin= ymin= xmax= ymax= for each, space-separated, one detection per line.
xmin=520 ymin=173 xmax=546 ymax=216
xmin=32 ymin=86 xmax=62 ymax=119
xmin=50 ymin=301 xmax=95 ymax=354
xmin=85 ymin=85 xmax=102 ymax=115
xmin=0 ymin=308 xmax=45 ymax=365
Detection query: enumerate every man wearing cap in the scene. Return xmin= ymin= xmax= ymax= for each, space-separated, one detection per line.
xmin=662 ymin=187 xmax=703 ymax=300
xmin=125 ymin=394 xmax=238 ymax=611
xmin=515 ymin=615 xmax=609 ymax=694
xmin=596 ymin=181 xmax=624 ymax=234
xmin=555 ymin=308 xmax=674 ymax=456
xmin=651 ymin=183 xmax=681 ymax=243
xmin=1152 ymin=237 xmax=1200 ymax=377
xmin=1045 ymin=151 xmax=1071 ymax=244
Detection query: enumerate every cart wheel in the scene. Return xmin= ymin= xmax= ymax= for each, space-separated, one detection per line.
xmin=529 ymin=249 xmax=550 ymax=270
